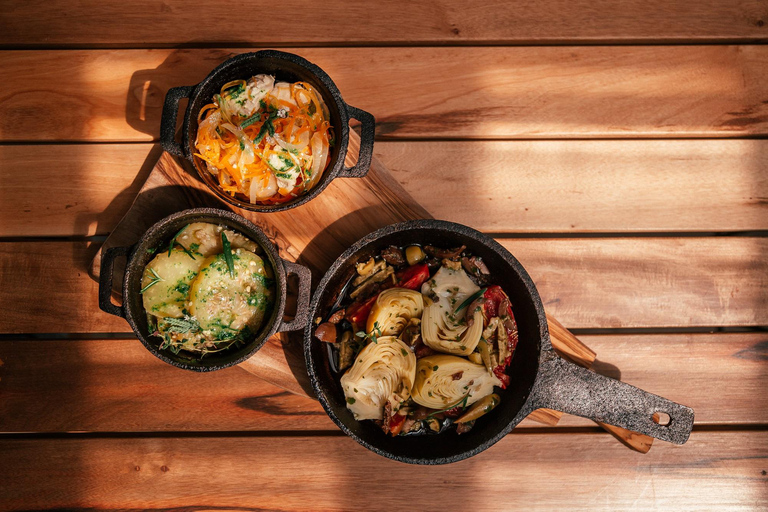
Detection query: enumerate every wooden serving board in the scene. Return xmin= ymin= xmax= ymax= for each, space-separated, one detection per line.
xmin=92 ymin=131 xmax=653 ymax=452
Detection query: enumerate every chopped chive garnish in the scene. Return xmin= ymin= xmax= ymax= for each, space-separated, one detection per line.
xmin=455 ymin=287 xmax=487 ymax=314
xmin=221 ymin=232 xmax=235 ymax=278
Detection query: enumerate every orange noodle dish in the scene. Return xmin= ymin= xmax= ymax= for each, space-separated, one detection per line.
xmin=194 ymin=75 xmax=333 ymax=205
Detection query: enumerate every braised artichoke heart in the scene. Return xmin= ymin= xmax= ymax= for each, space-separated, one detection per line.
xmin=366 ymin=288 xmax=424 ymax=336
xmin=340 ymin=336 xmax=417 ymax=420
xmin=421 ymin=267 xmax=483 ymax=355
xmin=411 ymin=354 xmax=501 ymax=410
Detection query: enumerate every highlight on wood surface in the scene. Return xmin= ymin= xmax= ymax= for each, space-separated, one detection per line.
xmin=1 ymin=46 xmax=767 ymax=141
xmin=6 ymin=139 xmax=768 ymax=237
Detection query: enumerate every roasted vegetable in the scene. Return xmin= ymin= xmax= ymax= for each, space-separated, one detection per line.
xmin=141 ymin=248 xmax=204 ymax=318
xmin=366 ymin=288 xmax=424 ymax=336
xmin=411 ymin=355 xmax=500 ymax=410
xmin=340 ymin=336 xmax=417 ymax=420
xmin=189 ymin=248 xmax=273 ymax=338
xmin=456 ymin=393 xmax=501 ymax=423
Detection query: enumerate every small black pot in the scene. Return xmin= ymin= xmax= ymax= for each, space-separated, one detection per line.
xmin=99 ymin=208 xmax=311 ymax=372
xmin=160 ymin=50 xmax=375 ymax=212
xmin=305 ymin=220 xmax=695 ymax=464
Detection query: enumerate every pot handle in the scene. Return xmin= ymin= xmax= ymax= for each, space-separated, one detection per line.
xmin=531 ymin=350 xmax=694 ymax=444
xmin=277 ymin=260 xmax=312 ymax=333
xmin=338 ymin=105 xmax=375 ymax=178
xmin=160 ymin=85 xmax=194 ymax=158
xmin=98 ymin=246 xmax=131 ymax=318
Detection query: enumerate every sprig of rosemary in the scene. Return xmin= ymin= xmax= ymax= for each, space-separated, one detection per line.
xmin=140 ymin=268 xmax=164 ymax=294
xmin=161 ymin=316 xmax=201 ymax=333
xmin=221 ymin=232 xmax=235 ymax=278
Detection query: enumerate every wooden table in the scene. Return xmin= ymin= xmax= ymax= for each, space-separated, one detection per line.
xmin=1 ymin=2 xmax=766 ymax=510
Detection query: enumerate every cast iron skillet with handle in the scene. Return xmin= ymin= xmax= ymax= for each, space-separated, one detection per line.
xmin=99 ymin=208 xmax=311 ymax=372
xmin=160 ymin=50 xmax=375 ymax=212
xmin=305 ymin=220 xmax=694 ymax=464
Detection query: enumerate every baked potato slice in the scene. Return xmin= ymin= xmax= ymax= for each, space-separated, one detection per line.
xmin=176 ymin=222 xmax=260 ymax=257
xmin=141 ymin=248 xmax=204 ymax=318
xmin=188 ymin=248 xmax=274 ymax=338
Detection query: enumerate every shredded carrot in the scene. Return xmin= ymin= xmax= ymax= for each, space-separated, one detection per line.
xmin=193 ymin=75 xmax=333 ymax=206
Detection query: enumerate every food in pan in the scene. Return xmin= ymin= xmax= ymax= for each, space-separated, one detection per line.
xmin=194 ymin=75 xmax=334 ymax=205
xmin=314 ymin=244 xmax=518 ymax=436
xmin=141 ymin=222 xmax=274 ymax=356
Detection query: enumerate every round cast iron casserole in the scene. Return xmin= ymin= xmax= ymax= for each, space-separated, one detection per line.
xmin=99 ymin=208 xmax=311 ymax=372
xmin=160 ymin=50 xmax=375 ymax=212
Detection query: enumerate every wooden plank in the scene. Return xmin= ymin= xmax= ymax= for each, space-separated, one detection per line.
xmin=0 ymin=432 xmax=764 ymax=511
xmin=1 ymin=0 xmax=765 ymax=47
xmin=0 ymin=339 xmax=332 ymax=433
xmin=0 ymin=333 xmax=763 ymax=433
xmin=5 ymin=139 xmax=768 ymax=237
xmin=1 ymin=46 xmax=767 ymax=142
xmin=1 ymin=237 xmax=765 ymax=333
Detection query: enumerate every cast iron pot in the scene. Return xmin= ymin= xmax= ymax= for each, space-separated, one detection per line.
xmin=160 ymin=50 xmax=375 ymax=212
xmin=99 ymin=208 xmax=311 ymax=372
xmin=305 ymin=220 xmax=695 ymax=464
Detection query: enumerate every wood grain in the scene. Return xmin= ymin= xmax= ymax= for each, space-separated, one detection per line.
xmin=0 ymin=432 xmax=765 ymax=511
xmin=2 ymin=0 xmax=766 ymax=47
xmin=2 ymin=237 xmax=764 ymax=333
xmin=1 ymin=333 xmax=763 ymax=433
xmin=5 ymin=139 xmax=768 ymax=237
xmin=2 ymin=46 xmax=767 ymax=142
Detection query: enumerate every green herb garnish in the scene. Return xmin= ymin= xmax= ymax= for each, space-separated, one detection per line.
xmin=161 ymin=316 xmax=200 ymax=333
xmin=140 ymin=268 xmax=164 ymax=294
xmin=346 ymin=397 xmax=356 ymax=405
xmin=455 ymin=287 xmax=487 ymax=314
xmin=221 ymin=232 xmax=235 ymax=278
xmin=355 ymin=321 xmax=383 ymax=344
xmin=167 ymin=225 xmax=188 ymax=257
xmin=426 ymin=393 xmax=471 ymax=419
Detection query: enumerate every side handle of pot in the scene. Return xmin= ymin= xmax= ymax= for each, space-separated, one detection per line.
xmin=338 ymin=105 xmax=375 ymax=178
xmin=98 ymin=246 xmax=131 ymax=319
xmin=160 ymin=85 xmax=194 ymax=158
xmin=531 ymin=350 xmax=694 ymax=444
xmin=277 ymin=260 xmax=312 ymax=333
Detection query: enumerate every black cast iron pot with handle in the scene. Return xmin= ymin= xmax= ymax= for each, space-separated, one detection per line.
xmin=160 ymin=50 xmax=375 ymax=212
xmin=305 ymin=220 xmax=694 ymax=464
xmin=99 ymin=208 xmax=311 ymax=372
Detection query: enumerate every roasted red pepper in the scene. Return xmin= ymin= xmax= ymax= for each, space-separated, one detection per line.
xmin=396 ymin=263 xmax=430 ymax=290
xmin=346 ymin=264 xmax=431 ymax=327
xmin=483 ymin=285 xmax=518 ymax=389
xmin=483 ymin=285 xmax=513 ymax=319
xmin=388 ymin=411 xmax=406 ymax=436
xmin=345 ymin=294 xmax=378 ymax=325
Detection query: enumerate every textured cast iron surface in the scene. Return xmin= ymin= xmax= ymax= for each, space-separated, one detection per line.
xmin=304 ymin=219 xmax=695 ymax=465
xmin=98 ymin=208 xmax=311 ymax=372
xmin=160 ymin=50 xmax=375 ymax=213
